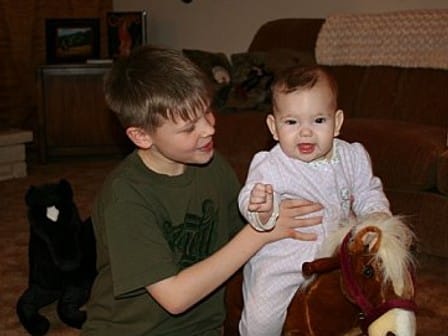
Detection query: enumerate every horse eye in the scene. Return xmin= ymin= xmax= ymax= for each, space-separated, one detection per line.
xmin=363 ymin=265 xmax=374 ymax=278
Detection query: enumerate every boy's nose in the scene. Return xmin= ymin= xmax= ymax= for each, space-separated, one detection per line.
xmin=203 ymin=113 xmax=216 ymax=136
xmin=200 ymin=118 xmax=215 ymax=137
xmin=205 ymin=123 xmax=215 ymax=136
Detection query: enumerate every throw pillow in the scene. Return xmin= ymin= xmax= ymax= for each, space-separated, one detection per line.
xmin=223 ymin=49 xmax=316 ymax=112
xmin=182 ymin=49 xmax=232 ymax=83
xmin=224 ymin=52 xmax=273 ymax=111
xmin=182 ymin=49 xmax=233 ymax=109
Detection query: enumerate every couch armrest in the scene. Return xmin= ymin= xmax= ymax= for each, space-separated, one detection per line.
xmin=438 ymin=148 xmax=448 ymax=196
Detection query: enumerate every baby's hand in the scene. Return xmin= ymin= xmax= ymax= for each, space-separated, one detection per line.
xmin=248 ymin=183 xmax=273 ymax=213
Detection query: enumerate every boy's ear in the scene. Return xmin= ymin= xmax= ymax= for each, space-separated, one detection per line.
xmin=334 ymin=109 xmax=344 ymax=137
xmin=266 ymin=114 xmax=279 ymax=141
xmin=126 ymin=127 xmax=153 ymax=149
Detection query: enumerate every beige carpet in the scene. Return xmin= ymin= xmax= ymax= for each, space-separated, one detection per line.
xmin=0 ymin=158 xmax=447 ymax=335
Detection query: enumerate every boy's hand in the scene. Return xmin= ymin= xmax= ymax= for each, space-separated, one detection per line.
xmin=248 ymin=183 xmax=273 ymax=213
xmin=263 ymin=198 xmax=323 ymax=243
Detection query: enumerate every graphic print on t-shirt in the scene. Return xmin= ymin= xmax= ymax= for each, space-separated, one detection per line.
xmin=162 ymin=199 xmax=217 ymax=268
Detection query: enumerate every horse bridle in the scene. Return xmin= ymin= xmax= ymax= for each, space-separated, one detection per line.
xmin=339 ymin=231 xmax=418 ymax=334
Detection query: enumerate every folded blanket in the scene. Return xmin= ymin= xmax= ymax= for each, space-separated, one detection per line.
xmin=316 ymin=9 xmax=448 ymax=69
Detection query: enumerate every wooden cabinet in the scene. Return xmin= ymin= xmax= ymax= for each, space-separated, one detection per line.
xmin=37 ymin=64 xmax=132 ymax=162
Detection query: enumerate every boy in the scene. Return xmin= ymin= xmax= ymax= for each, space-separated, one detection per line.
xmin=81 ymin=46 xmax=322 ymax=336
xmin=238 ymin=65 xmax=391 ymax=335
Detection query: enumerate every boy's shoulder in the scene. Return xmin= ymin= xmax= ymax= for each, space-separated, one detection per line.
xmin=206 ymin=151 xmax=236 ymax=176
xmin=205 ymin=152 xmax=241 ymax=188
xmin=105 ymin=150 xmax=141 ymax=182
xmin=94 ymin=151 xmax=142 ymax=200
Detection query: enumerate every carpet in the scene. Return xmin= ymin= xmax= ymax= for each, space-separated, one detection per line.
xmin=0 ymin=159 xmax=447 ymax=335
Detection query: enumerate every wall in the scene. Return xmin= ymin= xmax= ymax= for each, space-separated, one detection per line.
xmin=0 ymin=0 xmax=112 ymax=132
xmin=113 ymin=0 xmax=448 ymax=54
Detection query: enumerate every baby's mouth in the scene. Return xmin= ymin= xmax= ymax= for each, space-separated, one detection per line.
xmin=298 ymin=143 xmax=315 ymax=154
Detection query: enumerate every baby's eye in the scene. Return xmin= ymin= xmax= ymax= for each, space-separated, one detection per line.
xmin=284 ymin=119 xmax=297 ymax=125
xmin=315 ymin=117 xmax=326 ymax=124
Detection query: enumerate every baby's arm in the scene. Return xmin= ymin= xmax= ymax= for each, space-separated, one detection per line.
xmin=246 ymin=183 xmax=279 ymax=231
xmin=238 ymin=151 xmax=281 ymax=231
xmin=248 ymin=183 xmax=273 ymax=213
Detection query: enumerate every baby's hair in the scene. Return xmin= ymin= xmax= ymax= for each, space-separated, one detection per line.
xmin=271 ymin=65 xmax=338 ymax=108
xmin=104 ymin=45 xmax=213 ymax=132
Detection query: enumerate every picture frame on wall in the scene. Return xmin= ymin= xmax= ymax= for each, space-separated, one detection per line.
xmin=45 ymin=18 xmax=100 ymax=64
xmin=107 ymin=11 xmax=148 ymax=59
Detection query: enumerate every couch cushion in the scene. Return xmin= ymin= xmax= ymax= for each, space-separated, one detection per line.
xmin=354 ymin=67 xmax=403 ymax=120
xmin=340 ymin=119 xmax=446 ymax=191
xmin=214 ymin=111 xmax=273 ymax=182
xmin=396 ymin=68 xmax=448 ymax=127
xmin=438 ymin=150 xmax=448 ymax=195
xmin=387 ymin=189 xmax=448 ymax=257
xmin=327 ymin=65 xmax=367 ymax=118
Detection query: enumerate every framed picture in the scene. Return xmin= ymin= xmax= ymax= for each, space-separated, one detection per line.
xmin=45 ymin=18 xmax=100 ymax=64
xmin=107 ymin=11 xmax=147 ymax=59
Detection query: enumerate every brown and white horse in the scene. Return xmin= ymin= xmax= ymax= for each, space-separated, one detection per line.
xmin=283 ymin=215 xmax=417 ymax=336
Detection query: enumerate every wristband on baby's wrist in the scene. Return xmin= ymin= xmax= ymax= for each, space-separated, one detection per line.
xmin=248 ymin=199 xmax=280 ymax=231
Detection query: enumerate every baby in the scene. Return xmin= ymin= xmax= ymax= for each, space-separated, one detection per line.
xmin=238 ymin=65 xmax=391 ymax=336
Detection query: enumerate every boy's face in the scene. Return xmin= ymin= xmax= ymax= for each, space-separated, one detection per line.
xmin=136 ymin=109 xmax=216 ymax=175
xmin=267 ymin=81 xmax=343 ymax=163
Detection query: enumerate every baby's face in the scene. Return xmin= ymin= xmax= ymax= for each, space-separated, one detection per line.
xmin=267 ymin=81 xmax=343 ymax=163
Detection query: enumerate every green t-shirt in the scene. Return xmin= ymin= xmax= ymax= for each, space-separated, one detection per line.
xmin=81 ymin=151 xmax=244 ymax=336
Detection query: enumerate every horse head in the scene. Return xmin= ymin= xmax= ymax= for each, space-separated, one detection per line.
xmin=284 ymin=215 xmax=417 ymax=336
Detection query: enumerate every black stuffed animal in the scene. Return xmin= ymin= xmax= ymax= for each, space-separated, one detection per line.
xmin=17 ymin=179 xmax=96 ymax=335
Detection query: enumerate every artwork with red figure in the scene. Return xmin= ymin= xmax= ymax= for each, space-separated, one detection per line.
xmin=107 ymin=11 xmax=147 ymax=58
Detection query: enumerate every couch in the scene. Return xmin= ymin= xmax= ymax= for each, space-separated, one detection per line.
xmin=212 ymin=16 xmax=448 ymax=335
xmin=213 ymin=17 xmax=448 ymax=258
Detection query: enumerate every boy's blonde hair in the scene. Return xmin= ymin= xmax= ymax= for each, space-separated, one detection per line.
xmin=104 ymin=45 xmax=213 ymax=132
xmin=271 ymin=65 xmax=338 ymax=111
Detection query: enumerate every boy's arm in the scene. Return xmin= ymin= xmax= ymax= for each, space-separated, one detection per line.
xmin=147 ymin=198 xmax=322 ymax=315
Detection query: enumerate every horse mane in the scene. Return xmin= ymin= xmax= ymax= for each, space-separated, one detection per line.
xmin=367 ymin=216 xmax=416 ymax=295
xmin=315 ymin=215 xmax=416 ymax=295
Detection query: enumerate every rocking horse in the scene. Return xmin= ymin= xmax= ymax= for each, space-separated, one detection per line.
xmin=224 ymin=215 xmax=417 ymax=336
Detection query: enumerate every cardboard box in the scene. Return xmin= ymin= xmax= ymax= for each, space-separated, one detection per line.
xmin=0 ymin=129 xmax=33 ymax=181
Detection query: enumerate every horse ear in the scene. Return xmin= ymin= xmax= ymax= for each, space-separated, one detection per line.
xmin=362 ymin=230 xmax=381 ymax=253
xmin=352 ymin=227 xmax=382 ymax=254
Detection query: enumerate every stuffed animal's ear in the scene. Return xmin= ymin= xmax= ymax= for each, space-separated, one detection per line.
xmin=58 ymin=179 xmax=73 ymax=200
xmin=351 ymin=226 xmax=382 ymax=254
xmin=25 ymin=186 xmax=37 ymax=206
